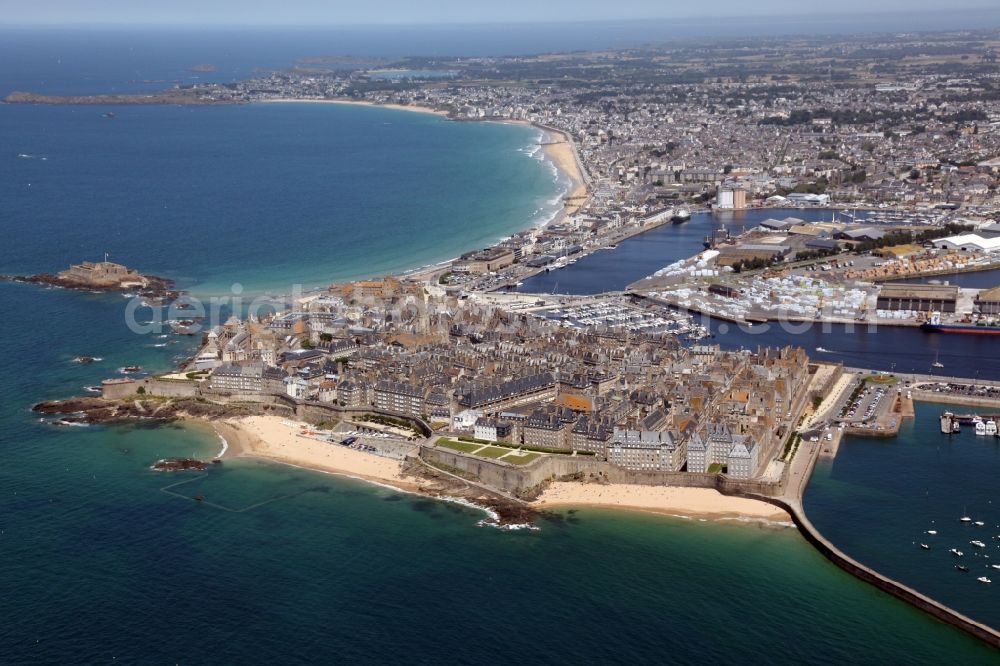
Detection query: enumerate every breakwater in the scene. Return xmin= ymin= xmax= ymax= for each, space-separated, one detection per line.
xmin=752 ymin=493 xmax=1000 ymax=649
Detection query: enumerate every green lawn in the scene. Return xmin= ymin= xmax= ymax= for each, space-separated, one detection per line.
xmin=476 ymin=446 xmax=512 ymax=459
xmin=708 ymin=463 xmax=726 ymax=473
xmin=436 ymin=438 xmax=483 ymax=453
xmin=502 ymin=452 xmax=540 ymax=465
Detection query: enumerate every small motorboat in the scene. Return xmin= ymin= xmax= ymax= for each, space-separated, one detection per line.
xmin=990 ymin=564 xmax=1000 ymax=570
xmin=927 ymin=530 xmax=938 ymax=535
xmin=978 ymin=576 xmax=992 ymax=584
xmin=919 ymin=543 xmax=930 ymax=550
xmin=956 ymin=565 xmax=970 ymax=572
xmin=951 ymin=548 xmax=964 ymax=557
xmin=961 ymin=516 xmax=973 ymax=523
xmin=975 ymin=521 xmax=986 ymax=527
xmin=971 ymin=540 xmax=986 ymax=548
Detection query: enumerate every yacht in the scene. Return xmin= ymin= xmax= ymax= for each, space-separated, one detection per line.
xmin=986 ymin=420 xmax=998 ymax=437
xmin=951 ymin=548 xmax=965 ymax=556
xmin=960 ymin=516 xmax=973 ymax=523
xmin=926 ymin=530 xmax=938 ymax=535
xmin=971 ymin=540 xmax=987 ymax=548
xmin=990 ymin=564 xmax=1000 ymax=570
xmin=919 ymin=543 xmax=930 ymax=550
xmin=953 ymin=420 xmax=961 ymax=434
xmin=975 ymin=418 xmax=987 ymax=436
xmin=975 ymin=521 xmax=985 ymax=526
xmin=978 ymin=577 xmax=992 ymax=584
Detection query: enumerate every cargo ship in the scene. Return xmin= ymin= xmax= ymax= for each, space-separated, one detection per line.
xmin=921 ymin=312 xmax=1000 ymax=335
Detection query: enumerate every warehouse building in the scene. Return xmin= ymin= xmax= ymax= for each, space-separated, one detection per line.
xmin=876 ymin=283 xmax=958 ymax=313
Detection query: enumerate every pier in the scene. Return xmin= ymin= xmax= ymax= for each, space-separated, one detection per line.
xmin=752 ymin=372 xmax=1000 ymax=649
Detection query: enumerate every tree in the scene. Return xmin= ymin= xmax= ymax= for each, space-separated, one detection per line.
xmin=319 ymin=332 xmax=333 ymax=342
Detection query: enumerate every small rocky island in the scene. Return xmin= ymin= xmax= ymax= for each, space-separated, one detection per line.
xmin=151 ymin=458 xmax=211 ymax=472
xmin=3 ymin=259 xmax=180 ymax=299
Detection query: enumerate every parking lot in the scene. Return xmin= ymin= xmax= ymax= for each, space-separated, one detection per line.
xmin=839 ymin=382 xmax=893 ymax=425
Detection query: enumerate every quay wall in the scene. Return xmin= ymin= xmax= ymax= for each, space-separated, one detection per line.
xmin=911 ymin=390 xmax=1000 ymax=410
xmin=745 ymin=494 xmax=1000 ymax=650
xmin=419 ymin=446 xmax=788 ymax=497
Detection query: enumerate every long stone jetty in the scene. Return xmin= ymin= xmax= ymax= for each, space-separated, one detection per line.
xmin=734 ymin=433 xmax=1000 ymax=649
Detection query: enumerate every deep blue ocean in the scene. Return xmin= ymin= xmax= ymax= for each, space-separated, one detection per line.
xmin=807 ymin=401 xmax=1000 ymax=631
xmin=1 ymin=27 xmax=999 ymax=663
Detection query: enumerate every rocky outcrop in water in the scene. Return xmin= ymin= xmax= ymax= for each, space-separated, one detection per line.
xmin=151 ymin=458 xmax=210 ymax=472
xmin=32 ymin=396 xmax=255 ymax=424
xmin=2 ymin=271 xmax=179 ymax=300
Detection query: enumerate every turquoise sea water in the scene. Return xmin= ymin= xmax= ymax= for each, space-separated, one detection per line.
xmin=2 ymin=168 xmax=997 ymax=666
xmin=2 ymin=314 xmax=996 ymax=664
xmin=806 ymin=401 xmax=1000 ymax=631
xmin=1 ymin=102 xmax=563 ymax=297
xmin=2 ymin=31 xmax=999 ymax=662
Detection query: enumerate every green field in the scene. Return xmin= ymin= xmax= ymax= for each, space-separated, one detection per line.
xmin=502 ymin=452 xmax=540 ymax=465
xmin=436 ymin=438 xmax=483 ymax=453
xmin=476 ymin=446 xmax=512 ymax=459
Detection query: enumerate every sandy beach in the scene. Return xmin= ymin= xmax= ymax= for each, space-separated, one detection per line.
xmin=534 ymin=482 xmax=792 ymax=523
xmin=258 ymin=98 xmax=451 ymax=117
xmin=213 ymin=416 xmax=420 ymax=490
xmin=213 ymin=417 xmax=788 ymax=523
xmin=539 ymin=128 xmax=588 ymax=216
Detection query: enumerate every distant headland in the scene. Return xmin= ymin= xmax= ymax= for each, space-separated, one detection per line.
xmin=3 ymin=90 xmax=239 ymax=106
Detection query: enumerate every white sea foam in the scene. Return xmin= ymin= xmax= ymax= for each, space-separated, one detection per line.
xmin=56 ymin=419 xmax=89 ymax=428
xmin=216 ymin=432 xmax=229 ymax=458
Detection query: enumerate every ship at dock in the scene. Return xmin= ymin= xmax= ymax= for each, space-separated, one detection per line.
xmin=921 ymin=312 xmax=1000 ymax=336
xmin=671 ymin=208 xmax=691 ymax=224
